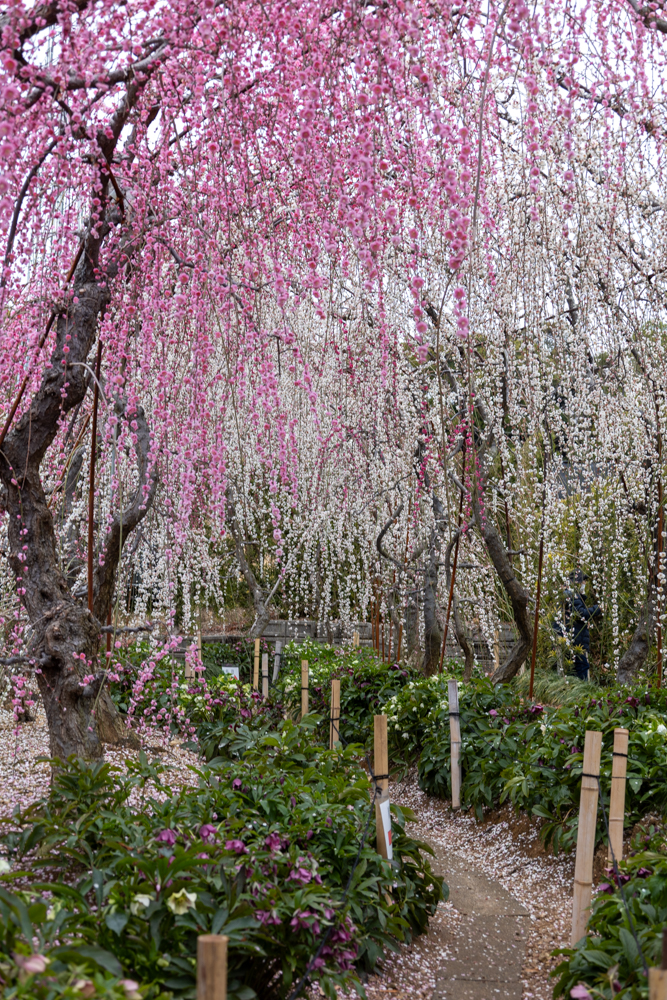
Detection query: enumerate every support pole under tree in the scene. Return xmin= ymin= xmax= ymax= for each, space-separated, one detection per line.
xmin=329 ymin=678 xmax=340 ymax=749
xmin=571 ymin=730 xmax=602 ymax=946
xmin=648 ymin=929 xmax=667 ymax=999
xmin=529 ymin=531 xmax=545 ymax=701
xmin=439 ymin=477 xmax=465 ymax=674
xmin=87 ymin=339 xmax=103 ymax=614
xmin=373 ymin=714 xmax=391 ymax=859
xmin=448 ymin=678 xmax=462 ymax=810
xmin=353 ymin=630 xmax=359 ymax=648
xmin=197 ymin=934 xmax=228 ymax=1000
xmin=301 ymin=659 xmax=308 ymax=718
xmin=272 ymin=640 xmax=282 ymax=682
xmin=253 ymin=639 xmax=260 ymax=690
xmin=608 ymin=727 xmax=629 ymax=863
xmin=261 ymin=653 xmax=269 ymax=699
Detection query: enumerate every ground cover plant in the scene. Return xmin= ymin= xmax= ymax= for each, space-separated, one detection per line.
xmin=0 ymin=717 xmax=443 ymax=1000
xmin=373 ymin=672 xmax=667 ymax=853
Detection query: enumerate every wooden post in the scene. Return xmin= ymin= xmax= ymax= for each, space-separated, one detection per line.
xmin=571 ymin=729 xmax=602 ymax=946
xmin=396 ymin=623 xmax=402 ymax=663
xmin=649 ymin=930 xmax=667 ymax=1000
xmin=353 ymin=630 xmax=359 ymax=648
xmin=493 ymin=629 xmax=500 ymax=673
xmin=197 ymin=934 xmax=227 ymax=1000
xmin=301 ymin=659 xmax=309 ymax=717
xmin=373 ymin=714 xmax=391 ymax=859
xmin=330 ymin=678 xmax=341 ymax=749
xmin=261 ymin=652 xmax=269 ymax=699
xmin=448 ymin=678 xmax=462 ymax=810
xmin=272 ymin=640 xmax=282 ymax=682
xmin=253 ymin=639 xmax=260 ymax=690
xmin=608 ymin=727 xmax=629 ymax=863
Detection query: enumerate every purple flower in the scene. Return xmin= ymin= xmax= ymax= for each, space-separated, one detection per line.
xmin=597 ymin=882 xmax=614 ymax=894
xmin=265 ymin=832 xmax=282 ymax=852
xmin=290 ymin=796 xmax=296 ymax=808
xmin=503 ymin=718 xmax=510 ymax=725
xmin=612 ymin=980 xmax=622 ymax=993
xmin=529 ymin=703 xmax=544 ymax=715
xmin=199 ymin=824 xmax=217 ymax=842
xmin=156 ymin=829 xmax=177 ymax=846
xmin=255 ymin=909 xmax=281 ymax=926
xmin=225 ymin=839 xmax=248 ymax=855
xmin=489 ymin=709 xmax=498 ymax=717
xmin=232 ymin=778 xmax=242 ymax=790
xmin=306 ymin=829 xmax=314 ymax=840
xmin=625 ymin=696 xmax=639 ymax=708
xmin=288 ymin=866 xmax=313 ymax=884
xmin=325 ymin=817 xmax=332 ymax=827
xmin=570 ymin=986 xmax=592 ymax=1000
xmin=636 ymin=867 xmax=652 ymax=878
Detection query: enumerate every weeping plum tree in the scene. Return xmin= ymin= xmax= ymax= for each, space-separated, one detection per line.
xmin=3 ymin=0 xmax=667 ymax=760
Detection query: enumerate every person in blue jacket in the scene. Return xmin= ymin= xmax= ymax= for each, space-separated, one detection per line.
xmin=554 ymin=569 xmax=602 ymax=681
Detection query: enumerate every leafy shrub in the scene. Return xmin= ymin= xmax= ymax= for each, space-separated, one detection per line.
xmin=552 ymin=827 xmax=667 ymax=998
xmin=276 ymin=640 xmax=418 ymax=748
xmin=0 ymin=719 xmax=444 ymax=1000
xmin=0 ymin=884 xmax=151 ymax=999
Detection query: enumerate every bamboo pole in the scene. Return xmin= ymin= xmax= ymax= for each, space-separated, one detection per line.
xmin=261 ymin=652 xmax=269 ymax=699
xmin=373 ymin=714 xmax=391 ymax=858
xmin=253 ymin=639 xmax=260 ymax=690
xmin=396 ymin=623 xmax=403 ymax=663
xmin=493 ymin=629 xmax=500 ymax=673
xmin=330 ymin=678 xmax=341 ymax=749
xmin=373 ymin=714 xmax=389 ymax=794
xmin=448 ymin=678 xmax=462 ymax=810
xmin=649 ymin=931 xmax=667 ymax=998
xmin=571 ymin=730 xmax=602 ymax=946
xmin=301 ymin=659 xmax=308 ymax=718
xmin=353 ymin=630 xmax=359 ymax=648
xmin=650 ymin=928 xmax=667 ymax=1000
xmin=197 ymin=934 xmax=228 ymax=1000
xmin=608 ymin=727 xmax=629 ymax=863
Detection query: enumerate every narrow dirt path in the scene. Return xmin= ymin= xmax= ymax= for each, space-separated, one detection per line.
xmin=352 ymin=775 xmax=574 ymax=1000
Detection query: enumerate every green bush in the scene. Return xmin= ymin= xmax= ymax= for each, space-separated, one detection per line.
xmin=0 ymin=719 xmax=444 ymax=1000
xmin=410 ymin=677 xmax=667 ymax=852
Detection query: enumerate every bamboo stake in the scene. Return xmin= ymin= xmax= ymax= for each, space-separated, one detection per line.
xmin=301 ymin=659 xmax=309 ymax=718
xmin=261 ymin=652 xmax=269 ymax=699
xmin=649 ymin=931 xmax=667 ymax=998
xmin=571 ymin=729 xmax=602 ymax=946
xmin=330 ymin=678 xmax=340 ymax=749
xmin=448 ymin=678 xmax=462 ymax=809
xmin=373 ymin=714 xmax=389 ymax=794
xmin=353 ymin=630 xmax=359 ymax=648
xmin=439 ymin=453 xmax=466 ymax=673
xmin=373 ymin=714 xmax=391 ymax=858
xmin=493 ymin=629 xmax=500 ymax=673
xmin=396 ymin=623 xmax=403 ymax=663
xmin=608 ymin=727 xmax=629 ymax=863
xmin=253 ymin=639 xmax=260 ymax=690
xmin=197 ymin=934 xmax=228 ymax=1000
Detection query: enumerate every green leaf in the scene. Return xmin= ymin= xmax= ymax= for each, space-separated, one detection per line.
xmin=105 ymin=911 xmax=129 ymax=934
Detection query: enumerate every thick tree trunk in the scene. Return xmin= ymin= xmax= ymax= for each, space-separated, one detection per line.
xmin=617 ymin=599 xmax=655 ymax=684
xmin=1 ymin=265 xmax=148 ymax=758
